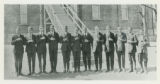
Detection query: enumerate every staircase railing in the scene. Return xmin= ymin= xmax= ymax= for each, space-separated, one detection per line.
xmin=62 ymin=4 xmax=92 ymax=35
xmin=44 ymin=5 xmax=64 ymax=34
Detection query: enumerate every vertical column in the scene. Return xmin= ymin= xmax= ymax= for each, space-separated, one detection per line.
xmin=141 ymin=5 xmax=147 ymax=36
xmin=20 ymin=5 xmax=28 ymax=25
xmin=19 ymin=5 xmax=28 ymax=33
xmin=40 ymin=5 xmax=45 ymax=33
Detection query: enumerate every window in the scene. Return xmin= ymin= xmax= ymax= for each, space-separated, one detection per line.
xmin=20 ymin=5 xmax=27 ymax=24
xmin=121 ymin=5 xmax=128 ymax=20
xmin=92 ymin=5 xmax=101 ymax=20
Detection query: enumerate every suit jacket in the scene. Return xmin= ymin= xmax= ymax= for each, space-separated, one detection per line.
xmin=104 ymin=32 xmax=116 ymax=53
xmin=36 ymin=34 xmax=47 ymax=53
xmin=115 ymin=32 xmax=127 ymax=52
xmin=60 ymin=32 xmax=72 ymax=51
xmin=11 ymin=34 xmax=26 ymax=54
xmin=47 ymin=32 xmax=59 ymax=51
xmin=127 ymin=32 xmax=138 ymax=53
xmin=137 ymin=35 xmax=149 ymax=54
xmin=93 ymin=32 xmax=104 ymax=53
xmin=82 ymin=33 xmax=93 ymax=52
xmin=25 ymin=34 xmax=37 ymax=53
xmin=71 ymin=34 xmax=82 ymax=52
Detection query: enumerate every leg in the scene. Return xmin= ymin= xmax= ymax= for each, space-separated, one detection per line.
xmin=19 ymin=52 xmax=24 ymax=75
xmin=117 ymin=52 xmax=122 ymax=71
xmin=27 ymin=53 xmax=32 ymax=75
xmin=73 ymin=51 xmax=77 ymax=72
xmin=128 ymin=53 xmax=133 ymax=72
xmin=99 ymin=52 xmax=102 ymax=70
xmin=83 ymin=52 xmax=87 ymax=71
xmin=49 ymin=50 xmax=54 ymax=73
xmin=88 ymin=52 xmax=91 ymax=70
xmin=38 ymin=53 xmax=42 ymax=73
xmin=94 ymin=52 xmax=98 ymax=71
xmin=110 ymin=51 xmax=114 ymax=71
xmin=62 ymin=51 xmax=66 ymax=72
xmin=14 ymin=53 xmax=19 ymax=76
xmin=77 ymin=51 xmax=81 ymax=72
xmin=138 ymin=53 xmax=143 ymax=73
xmin=132 ymin=53 xmax=136 ymax=71
xmin=106 ymin=53 xmax=110 ymax=71
xmin=143 ymin=53 xmax=148 ymax=73
xmin=32 ymin=53 xmax=36 ymax=74
xmin=122 ymin=52 xmax=125 ymax=70
xmin=42 ymin=52 xmax=46 ymax=73
xmin=53 ymin=50 xmax=58 ymax=72
xmin=66 ymin=50 xmax=71 ymax=72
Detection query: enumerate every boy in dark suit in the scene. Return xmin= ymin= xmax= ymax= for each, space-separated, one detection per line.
xmin=115 ymin=27 xmax=127 ymax=72
xmin=47 ymin=25 xmax=59 ymax=73
xmin=82 ymin=28 xmax=93 ymax=71
xmin=36 ymin=26 xmax=47 ymax=74
xmin=60 ymin=26 xmax=72 ymax=73
xmin=25 ymin=26 xmax=37 ymax=75
xmin=71 ymin=28 xmax=82 ymax=72
xmin=137 ymin=29 xmax=149 ymax=73
xmin=104 ymin=26 xmax=116 ymax=72
xmin=11 ymin=26 xmax=26 ymax=76
xmin=127 ymin=27 xmax=138 ymax=72
xmin=93 ymin=26 xmax=104 ymax=72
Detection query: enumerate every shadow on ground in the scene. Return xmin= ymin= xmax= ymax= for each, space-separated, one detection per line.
xmin=20 ymin=66 xmax=156 ymax=80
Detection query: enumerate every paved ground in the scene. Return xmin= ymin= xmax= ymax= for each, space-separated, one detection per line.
xmin=4 ymin=44 xmax=157 ymax=80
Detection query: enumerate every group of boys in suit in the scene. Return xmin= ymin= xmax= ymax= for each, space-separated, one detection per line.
xmin=11 ymin=25 xmax=149 ymax=76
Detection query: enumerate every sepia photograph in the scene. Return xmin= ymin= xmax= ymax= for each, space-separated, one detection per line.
xmin=4 ymin=4 xmax=157 ymax=80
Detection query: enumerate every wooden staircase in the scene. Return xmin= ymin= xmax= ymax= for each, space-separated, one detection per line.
xmin=44 ymin=5 xmax=92 ymax=35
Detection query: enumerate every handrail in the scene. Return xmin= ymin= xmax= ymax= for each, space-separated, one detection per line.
xmin=44 ymin=5 xmax=64 ymax=34
xmin=62 ymin=4 xmax=92 ymax=35
xmin=62 ymin=6 xmax=83 ymax=32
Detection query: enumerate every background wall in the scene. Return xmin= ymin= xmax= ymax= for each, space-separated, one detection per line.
xmin=4 ymin=5 xmax=156 ymax=44
xmin=80 ymin=5 xmax=155 ymax=35
xmin=4 ymin=5 xmax=40 ymax=44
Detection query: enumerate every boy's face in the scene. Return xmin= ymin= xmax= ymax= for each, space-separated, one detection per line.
xmin=118 ymin=27 xmax=121 ymax=33
xmin=65 ymin=27 xmax=68 ymax=33
xmin=84 ymin=28 xmax=87 ymax=33
xmin=128 ymin=27 xmax=132 ymax=33
xmin=39 ymin=27 xmax=44 ymax=34
xmin=140 ymin=30 xmax=144 ymax=35
xmin=28 ymin=27 xmax=33 ymax=33
xmin=106 ymin=26 xmax=110 ymax=33
xmin=95 ymin=26 xmax=99 ymax=33
xmin=16 ymin=27 xmax=20 ymax=34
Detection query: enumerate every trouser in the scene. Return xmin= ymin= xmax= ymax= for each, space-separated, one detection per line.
xmin=14 ymin=52 xmax=24 ymax=75
xmin=117 ymin=51 xmax=125 ymax=70
xmin=73 ymin=50 xmax=81 ymax=72
xmin=62 ymin=50 xmax=71 ymax=72
xmin=106 ymin=51 xmax=114 ymax=71
xmin=94 ymin=51 xmax=102 ymax=71
xmin=27 ymin=52 xmax=36 ymax=74
xmin=49 ymin=49 xmax=58 ymax=72
xmin=37 ymin=52 xmax=46 ymax=73
xmin=138 ymin=53 xmax=148 ymax=72
xmin=83 ymin=51 xmax=91 ymax=70
xmin=128 ymin=53 xmax=136 ymax=71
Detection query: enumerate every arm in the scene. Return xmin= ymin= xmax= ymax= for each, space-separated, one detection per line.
xmin=21 ymin=35 xmax=27 ymax=45
xmin=122 ymin=33 xmax=127 ymax=43
xmin=89 ymin=34 xmax=94 ymax=49
xmin=11 ymin=35 xmax=16 ymax=45
xmin=56 ymin=33 xmax=60 ymax=43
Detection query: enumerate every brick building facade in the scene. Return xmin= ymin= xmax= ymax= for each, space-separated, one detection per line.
xmin=4 ymin=5 xmax=156 ymax=44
